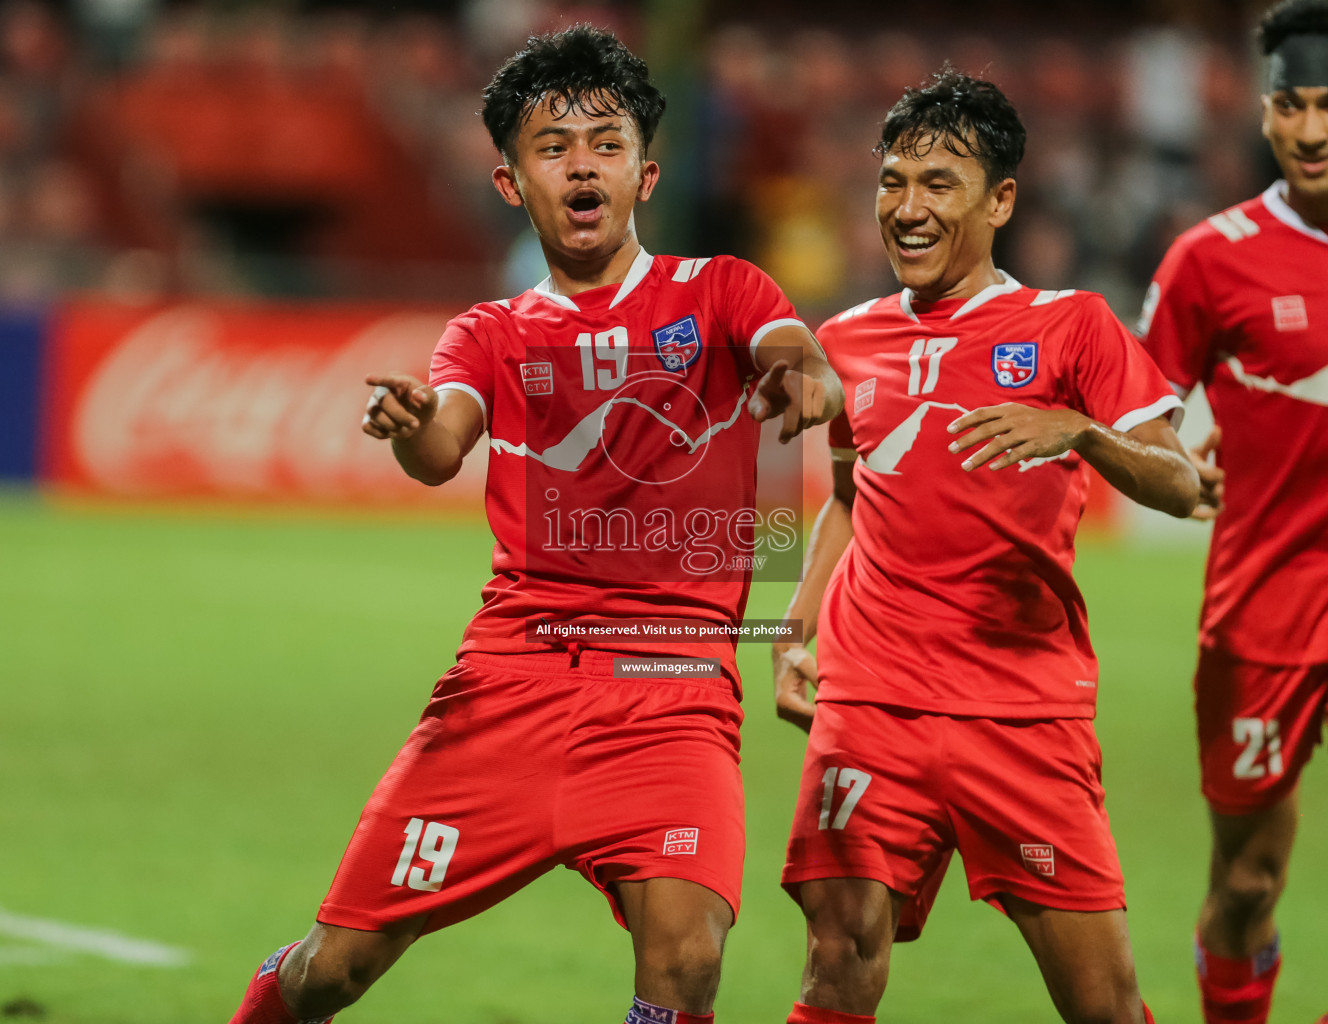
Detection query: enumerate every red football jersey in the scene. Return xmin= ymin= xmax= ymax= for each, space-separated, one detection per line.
xmin=1139 ymin=182 xmax=1328 ymax=664
xmin=430 ymin=249 xmax=804 ymax=669
xmin=818 ymin=275 xmax=1181 ymax=718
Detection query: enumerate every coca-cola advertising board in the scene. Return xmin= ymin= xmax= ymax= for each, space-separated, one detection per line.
xmin=42 ymin=300 xmax=488 ymax=505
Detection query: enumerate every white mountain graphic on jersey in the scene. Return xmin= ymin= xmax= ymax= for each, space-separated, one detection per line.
xmin=1222 ymin=354 xmax=1328 ymax=407
xmin=864 ymin=401 xmax=967 ymax=474
xmin=490 ymin=391 xmax=747 ymax=470
xmin=862 ymin=400 xmax=1071 ymax=475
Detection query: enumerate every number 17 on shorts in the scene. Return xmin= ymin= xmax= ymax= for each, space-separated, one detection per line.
xmin=819 ymin=767 xmax=872 ymax=830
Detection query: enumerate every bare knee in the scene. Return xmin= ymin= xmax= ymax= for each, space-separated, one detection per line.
xmin=1210 ymin=854 xmax=1287 ymax=927
xmin=636 ymin=928 xmax=726 ymax=1007
xmin=798 ymin=879 xmax=898 ymax=1014
xmin=1206 ymin=798 xmax=1298 ymax=933
xmin=277 ymin=951 xmax=357 ymax=1017
xmin=806 ymin=929 xmax=888 ymax=997
xmin=620 ymin=878 xmax=733 ymax=1012
xmin=279 ymin=922 xmax=418 ymax=1018
xmin=279 ymin=943 xmax=376 ymax=1017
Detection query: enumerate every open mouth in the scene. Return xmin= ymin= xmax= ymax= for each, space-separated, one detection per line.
xmin=566 ymin=189 xmax=606 ymax=223
xmin=895 ymin=233 xmax=939 ymax=256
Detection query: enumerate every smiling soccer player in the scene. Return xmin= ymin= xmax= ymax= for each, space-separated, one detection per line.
xmin=770 ymin=67 xmax=1198 ymax=1024
xmin=1137 ymin=3 xmax=1328 ymax=1022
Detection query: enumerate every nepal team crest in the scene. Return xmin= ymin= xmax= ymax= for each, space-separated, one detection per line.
xmin=651 ymin=315 xmax=703 ymax=372
xmin=992 ymin=342 xmax=1039 ymax=388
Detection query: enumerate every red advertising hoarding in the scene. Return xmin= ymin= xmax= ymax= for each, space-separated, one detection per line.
xmin=42 ymin=300 xmax=488 ymax=506
xmin=39 ymin=298 xmax=1117 ymax=526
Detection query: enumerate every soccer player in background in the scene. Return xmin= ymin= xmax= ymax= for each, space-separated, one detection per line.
xmin=228 ymin=25 xmax=843 ymax=1024
xmin=769 ymin=69 xmax=1199 ymax=1024
xmin=1136 ymin=2 xmax=1328 ymax=1021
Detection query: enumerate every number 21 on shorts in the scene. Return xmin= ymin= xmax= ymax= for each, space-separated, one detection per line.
xmin=391 ymin=817 xmax=460 ymax=892
xmin=1232 ymin=717 xmax=1283 ymax=779
xmin=818 ymin=767 xmax=871 ymax=830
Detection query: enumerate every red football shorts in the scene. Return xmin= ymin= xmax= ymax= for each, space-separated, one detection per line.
xmin=319 ymin=649 xmax=745 ymax=935
xmin=782 ymin=701 xmax=1126 ymax=940
xmin=1194 ymin=645 xmax=1327 ymax=815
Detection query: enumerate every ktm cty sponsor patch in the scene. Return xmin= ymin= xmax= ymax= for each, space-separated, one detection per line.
xmin=520 ymin=361 xmax=553 ymax=395
xmin=1271 ymin=295 xmax=1309 ymax=332
xmin=854 ymin=377 xmax=877 ymax=413
xmin=1020 ymin=843 xmax=1056 ymax=876
xmin=663 ymin=827 xmax=699 ymax=855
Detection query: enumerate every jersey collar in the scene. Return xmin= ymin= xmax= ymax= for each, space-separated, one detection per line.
xmin=899 ymin=271 xmax=1022 ymax=322
xmin=531 ymin=247 xmax=656 ymax=311
xmin=1262 ymin=181 xmax=1328 ymax=246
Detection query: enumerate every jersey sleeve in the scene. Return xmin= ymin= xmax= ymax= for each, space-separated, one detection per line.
xmin=707 ymin=257 xmax=806 ymax=371
xmin=1136 ymin=232 xmax=1218 ymax=397
xmin=827 ymin=410 xmax=856 ymax=461
xmin=1065 ymin=294 xmax=1184 ymax=433
xmin=429 ymin=311 xmax=495 ymax=426
xmin=815 ymin=317 xmax=857 ymax=459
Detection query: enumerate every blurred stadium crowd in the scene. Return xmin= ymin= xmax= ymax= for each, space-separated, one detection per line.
xmin=0 ymin=0 xmax=1278 ymax=322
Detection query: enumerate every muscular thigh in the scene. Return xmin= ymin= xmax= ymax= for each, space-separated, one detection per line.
xmin=1000 ymin=896 xmax=1141 ymax=1022
xmin=1195 ymin=647 xmax=1327 ymax=815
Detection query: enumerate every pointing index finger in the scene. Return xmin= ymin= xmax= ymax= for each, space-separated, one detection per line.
xmin=780 ymin=397 xmax=801 ymax=443
xmin=761 ymin=360 xmax=789 ymax=394
xmin=365 ymin=373 xmax=418 ymax=399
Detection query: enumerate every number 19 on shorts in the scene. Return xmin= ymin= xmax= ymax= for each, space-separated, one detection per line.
xmin=819 ymin=767 xmax=871 ymax=830
xmin=391 ymin=818 xmax=460 ymax=892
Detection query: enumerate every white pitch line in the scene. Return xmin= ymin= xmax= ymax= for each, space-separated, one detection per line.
xmin=0 ymin=907 xmax=190 ymax=967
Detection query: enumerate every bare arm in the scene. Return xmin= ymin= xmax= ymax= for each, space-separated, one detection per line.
xmin=362 ymin=373 xmax=486 ymax=486
xmin=772 ymin=459 xmax=857 ymax=732
xmin=749 ymin=324 xmax=846 ymax=442
xmin=1077 ymin=416 xmax=1199 ymax=517
xmin=946 ymin=404 xmax=1200 ymax=518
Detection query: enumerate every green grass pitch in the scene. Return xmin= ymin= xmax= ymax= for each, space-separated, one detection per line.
xmin=0 ymin=491 xmax=1323 ymax=1023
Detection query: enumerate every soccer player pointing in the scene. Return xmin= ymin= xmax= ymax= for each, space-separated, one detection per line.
xmin=772 ymin=70 xmax=1198 ymax=1024
xmin=229 ymin=26 xmax=841 ymax=1024
xmin=1138 ymin=2 xmax=1328 ymax=1021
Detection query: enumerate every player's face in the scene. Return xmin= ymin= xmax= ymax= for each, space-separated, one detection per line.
xmin=875 ymin=134 xmax=1015 ymax=302
xmin=1262 ymin=86 xmax=1328 ymax=215
xmin=493 ymin=93 xmax=660 ymax=267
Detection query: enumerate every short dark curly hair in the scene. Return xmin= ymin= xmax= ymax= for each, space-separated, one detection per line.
xmin=481 ymin=25 xmax=666 ymax=162
xmin=1257 ymin=0 xmax=1328 ymax=55
xmin=875 ymin=65 xmax=1026 ymax=188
